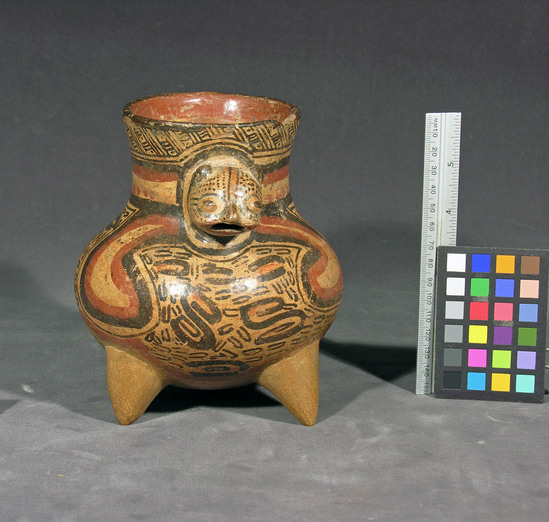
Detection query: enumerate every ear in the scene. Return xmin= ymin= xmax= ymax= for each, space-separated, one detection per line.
xmin=193 ymin=164 xmax=212 ymax=184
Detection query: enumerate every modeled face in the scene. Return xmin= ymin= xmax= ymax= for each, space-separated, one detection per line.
xmin=188 ymin=161 xmax=262 ymax=237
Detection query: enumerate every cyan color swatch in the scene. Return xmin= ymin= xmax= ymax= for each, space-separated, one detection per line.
xmin=467 ymin=372 xmax=486 ymax=391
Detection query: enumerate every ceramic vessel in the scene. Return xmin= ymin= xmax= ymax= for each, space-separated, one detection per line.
xmin=75 ymin=93 xmax=343 ymax=425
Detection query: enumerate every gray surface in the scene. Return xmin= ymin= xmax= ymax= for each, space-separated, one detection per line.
xmin=1 ymin=1 xmax=548 ymax=520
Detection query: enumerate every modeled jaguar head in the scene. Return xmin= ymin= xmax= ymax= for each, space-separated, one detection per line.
xmin=188 ymin=157 xmax=262 ymax=237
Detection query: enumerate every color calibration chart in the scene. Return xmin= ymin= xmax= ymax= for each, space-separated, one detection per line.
xmin=433 ymin=246 xmax=548 ymax=402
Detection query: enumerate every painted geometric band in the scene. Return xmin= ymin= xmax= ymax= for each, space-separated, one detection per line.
xmin=124 ymin=117 xmax=298 ymax=166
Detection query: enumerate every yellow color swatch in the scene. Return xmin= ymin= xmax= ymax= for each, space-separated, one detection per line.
xmin=469 ymin=325 xmax=488 ymax=344
xmin=491 ymin=373 xmax=511 ymax=392
xmin=496 ymin=255 xmax=515 ymax=274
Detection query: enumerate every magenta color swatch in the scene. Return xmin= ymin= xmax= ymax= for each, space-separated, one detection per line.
xmin=468 ymin=349 xmax=487 ymax=368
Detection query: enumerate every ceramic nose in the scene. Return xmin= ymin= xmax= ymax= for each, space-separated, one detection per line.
xmin=208 ymin=204 xmax=244 ymax=236
xmin=225 ymin=203 xmax=239 ymax=223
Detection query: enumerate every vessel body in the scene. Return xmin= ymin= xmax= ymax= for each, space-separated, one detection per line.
xmin=75 ymin=93 xmax=343 ymax=424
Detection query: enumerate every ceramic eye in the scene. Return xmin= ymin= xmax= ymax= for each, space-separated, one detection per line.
xmin=246 ymin=195 xmax=262 ymax=215
xmin=198 ymin=196 xmax=223 ymax=216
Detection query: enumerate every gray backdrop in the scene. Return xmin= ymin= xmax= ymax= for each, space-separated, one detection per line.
xmin=1 ymin=1 xmax=548 ymax=520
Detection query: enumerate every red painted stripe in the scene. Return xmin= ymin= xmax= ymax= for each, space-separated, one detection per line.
xmin=258 ymin=262 xmax=282 ymax=275
xmin=132 ymin=162 xmax=179 ymax=182
xmin=85 ymin=215 xmax=179 ymax=319
xmin=263 ymin=165 xmax=289 ymax=184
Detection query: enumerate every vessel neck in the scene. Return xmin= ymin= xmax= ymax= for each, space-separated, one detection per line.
xmin=130 ymin=161 xmax=291 ymax=207
xmin=123 ymin=94 xmax=299 ymax=208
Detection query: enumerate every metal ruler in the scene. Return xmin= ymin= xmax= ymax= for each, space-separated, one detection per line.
xmin=416 ymin=112 xmax=461 ymax=394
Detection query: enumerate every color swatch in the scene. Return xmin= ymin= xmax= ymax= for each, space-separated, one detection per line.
xmin=433 ymin=247 xmax=548 ymax=402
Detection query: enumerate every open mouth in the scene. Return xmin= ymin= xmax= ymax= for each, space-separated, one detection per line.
xmin=208 ymin=223 xmax=246 ymax=236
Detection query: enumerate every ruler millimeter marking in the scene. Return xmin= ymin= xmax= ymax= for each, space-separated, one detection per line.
xmin=416 ymin=113 xmax=461 ymax=394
